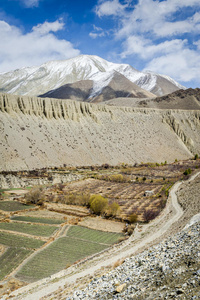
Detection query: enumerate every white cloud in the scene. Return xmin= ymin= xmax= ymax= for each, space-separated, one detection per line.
xmin=121 ymin=36 xmax=187 ymax=59
xmin=20 ymin=0 xmax=40 ymax=8
xmin=89 ymin=24 xmax=109 ymax=39
xmin=95 ymin=0 xmax=128 ymax=17
xmin=89 ymin=32 xmax=106 ymax=38
xmin=194 ymin=40 xmax=200 ymax=50
xmin=32 ymin=20 xmax=65 ymax=35
xmin=0 ymin=20 xmax=80 ymax=72
xmin=146 ymin=49 xmax=200 ymax=82
xmin=116 ymin=0 xmax=200 ymax=39
xmin=95 ymin=0 xmax=200 ymax=86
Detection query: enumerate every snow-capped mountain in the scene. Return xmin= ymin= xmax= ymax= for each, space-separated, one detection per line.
xmin=0 ymin=55 xmax=184 ymax=98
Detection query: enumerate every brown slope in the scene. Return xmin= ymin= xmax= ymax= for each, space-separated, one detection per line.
xmin=150 ymin=88 xmax=200 ymax=109
xmin=91 ymin=72 xmax=155 ymax=103
xmin=150 ymin=75 xmax=183 ymax=96
xmin=105 ymin=88 xmax=200 ymax=110
xmin=39 ymin=73 xmax=155 ymax=103
xmin=39 ymin=80 xmax=93 ymax=102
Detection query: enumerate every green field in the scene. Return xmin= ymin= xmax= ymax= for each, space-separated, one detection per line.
xmin=0 ymin=201 xmax=33 ymax=212
xmin=0 ymin=231 xmax=44 ymax=249
xmin=11 ymin=216 xmax=64 ymax=225
xmin=16 ymin=237 xmax=108 ymax=282
xmin=0 ymin=247 xmax=32 ymax=280
xmin=16 ymin=226 xmax=124 ymax=282
xmin=66 ymin=226 xmax=123 ymax=245
xmin=0 ymin=222 xmax=58 ymax=237
xmin=0 ymin=231 xmax=44 ymax=280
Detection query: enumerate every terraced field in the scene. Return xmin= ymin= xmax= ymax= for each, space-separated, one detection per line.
xmin=0 ymin=232 xmax=45 ymax=249
xmin=16 ymin=226 xmax=123 ymax=282
xmin=0 ymin=232 xmax=44 ymax=280
xmin=0 ymin=247 xmax=31 ymax=280
xmin=0 ymin=159 xmax=199 ymax=296
xmin=0 ymin=201 xmax=33 ymax=212
xmin=0 ymin=222 xmax=58 ymax=237
xmin=66 ymin=226 xmax=123 ymax=245
xmin=11 ymin=216 xmax=64 ymax=224
xmin=16 ymin=237 xmax=108 ymax=282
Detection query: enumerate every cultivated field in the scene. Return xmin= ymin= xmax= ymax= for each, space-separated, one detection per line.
xmin=0 ymin=248 xmax=31 ymax=281
xmin=11 ymin=216 xmax=64 ymax=224
xmin=0 ymin=158 xmax=199 ymax=297
xmin=0 ymin=232 xmax=45 ymax=249
xmin=16 ymin=227 xmax=122 ymax=282
xmin=0 ymin=222 xmax=58 ymax=237
xmin=0 ymin=200 xmax=33 ymax=212
xmin=66 ymin=226 xmax=123 ymax=245
xmin=0 ymin=231 xmax=44 ymax=281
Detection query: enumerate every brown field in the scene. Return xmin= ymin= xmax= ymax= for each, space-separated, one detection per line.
xmin=42 ymin=159 xmax=200 ymax=222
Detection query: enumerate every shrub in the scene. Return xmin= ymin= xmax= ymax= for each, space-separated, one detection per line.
xmin=108 ymin=202 xmax=120 ymax=217
xmin=110 ymin=174 xmax=124 ymax=182
xmin=62 ymin=193 xmax=90 ymax=206
xmin=142 ymin=177 xmax=146 ymax=182
xmin=25 ymin=186 xmax=44 ymax=205
xmin=129 ymin=213 xmax=138 ymax=223
xmin=127 ymin=225 xmax=135 ymax=236
xmin=143 ymin=209 xmax=159 ymax=222
xmin=194 ymin=154 xmax=199 ymax=160
xmin=183 ymin=168 xmax=192 ymax=176
xmin=123 ymin=224 xmax=135 ymax=235
xmin=89 ymin=195 xmax=108 ymax=215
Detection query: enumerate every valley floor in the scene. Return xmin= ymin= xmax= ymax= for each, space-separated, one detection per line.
xmin=5 ymin=171 xmax=200 ymax=300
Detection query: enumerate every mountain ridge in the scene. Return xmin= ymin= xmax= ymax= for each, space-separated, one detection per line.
xmin=0 ymin=55 xmax=184 ymax=99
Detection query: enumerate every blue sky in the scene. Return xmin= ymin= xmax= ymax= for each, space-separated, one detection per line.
xmin=0 ymin=0 xmax=200 ymax=88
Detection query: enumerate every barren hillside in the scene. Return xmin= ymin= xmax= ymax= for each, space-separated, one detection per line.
xmin=0 ymin=93 xmax=200 ymax=171
xmin=105 ymin=88 xmax=200 ymax=110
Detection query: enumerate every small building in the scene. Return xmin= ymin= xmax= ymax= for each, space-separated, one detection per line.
xmin=144 ymin=190 xmax=154 ymax=197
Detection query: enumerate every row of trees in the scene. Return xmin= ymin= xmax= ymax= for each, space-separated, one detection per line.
xmin=25 ymin=187 xmax=120 ymax=218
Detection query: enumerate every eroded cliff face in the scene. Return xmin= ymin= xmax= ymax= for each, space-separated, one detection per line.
xmin=0 ymin=93 xmax=200 ymax=171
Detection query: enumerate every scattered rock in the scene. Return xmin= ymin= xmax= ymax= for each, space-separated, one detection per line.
xmin=115 ymin=283 xmax=126 ymax=293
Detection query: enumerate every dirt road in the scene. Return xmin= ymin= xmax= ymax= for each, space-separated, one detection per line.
xmin=5 ymin=172 xmax=200 ymax=300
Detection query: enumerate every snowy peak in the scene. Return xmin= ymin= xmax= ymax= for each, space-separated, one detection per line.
xmin=0 ymin=55 xmax=184 ymax=98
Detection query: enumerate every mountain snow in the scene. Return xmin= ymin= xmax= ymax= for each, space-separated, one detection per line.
xmin=0 ymin=55 xmax=185 ymax=97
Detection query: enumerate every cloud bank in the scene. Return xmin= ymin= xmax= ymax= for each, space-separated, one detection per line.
xmin=0 ymin=19 xmax=80 ymax=73
xmin=95 ymin=0 xmax=200 ymax=86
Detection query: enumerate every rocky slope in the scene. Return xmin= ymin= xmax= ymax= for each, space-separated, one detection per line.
xmin=0 ymin=55 xmax=184 ymax=98
xmin=0 ymin=93 xmax=200 ymax=171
